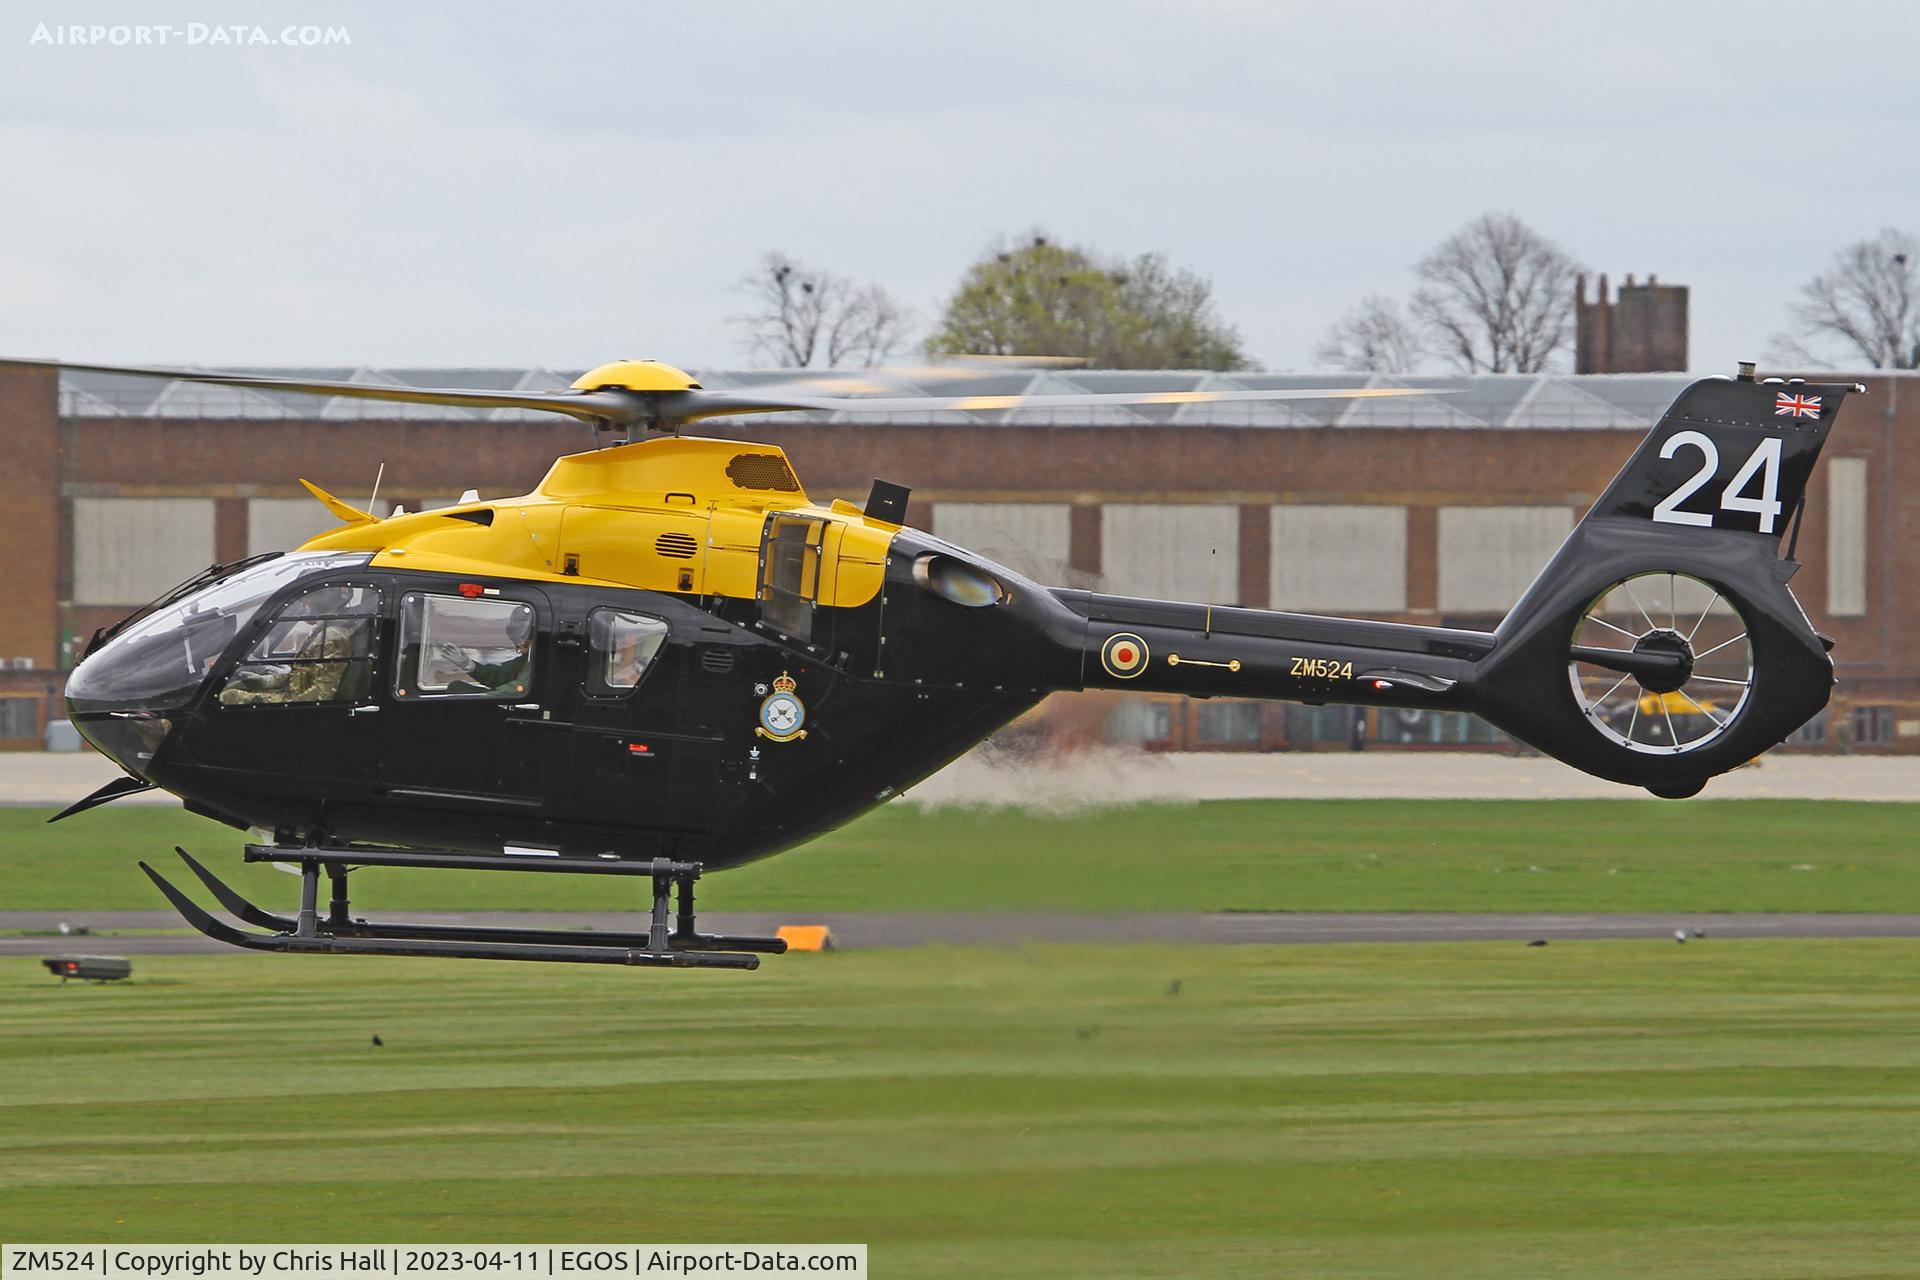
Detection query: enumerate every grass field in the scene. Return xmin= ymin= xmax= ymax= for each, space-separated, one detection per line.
xmin=3 ymin=798 xmax=1917 ymax=914
xmin=2 ymin=943 xmax=1917 ymax=1276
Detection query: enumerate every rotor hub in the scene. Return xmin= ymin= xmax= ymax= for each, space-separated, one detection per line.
xmin=1631 ymin=629 xmax=1694 ymax=694
xmin=569 ymin=359 xmax=702 ymax=394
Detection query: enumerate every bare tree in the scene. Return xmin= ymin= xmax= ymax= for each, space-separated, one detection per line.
xmin=823 ymin=282 xmax=915 ymax=369
xmin=1789 ymin=228 xmax=1920 ymax=369
xmin=1410 ymin=214 xmax=1582 ymax=373
xmin=1315 ymin=295 xmax=1424 ymax=373
xmin=732 ymin=252 xmax=913 ymax=367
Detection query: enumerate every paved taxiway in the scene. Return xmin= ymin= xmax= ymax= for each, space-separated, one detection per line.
xmin=7 ymin=909 xmax=1920 ymax=956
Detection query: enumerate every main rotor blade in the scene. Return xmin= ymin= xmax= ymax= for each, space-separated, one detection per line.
xmin=733 ymin=356 xmax=1093 ymax=400
xmin=669 ymin=384 xmax=1445 ymax=422
xmin=0 ymin=358 xmax=644 ymax=427
xmin=10 ymin=356 xmax=1451 ymax=433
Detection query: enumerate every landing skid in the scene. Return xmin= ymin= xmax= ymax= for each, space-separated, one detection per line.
xmin=141 ymin=847 xmax=785 ymax=970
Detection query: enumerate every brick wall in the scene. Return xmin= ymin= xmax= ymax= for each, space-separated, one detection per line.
xmin=0 ymin=365 xmax=60 ymax=668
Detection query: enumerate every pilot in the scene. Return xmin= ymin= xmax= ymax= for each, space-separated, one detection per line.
xmin=219 ymin=619 xmax=360 ymax=704
xmin=219 ymin=664 xmax=294 ymax=705
xmin=287 ymin=622 xmax=357 ymax=702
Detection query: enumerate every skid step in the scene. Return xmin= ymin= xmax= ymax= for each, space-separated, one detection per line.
xmin=143 ymin=847 xmax=784 ymax=970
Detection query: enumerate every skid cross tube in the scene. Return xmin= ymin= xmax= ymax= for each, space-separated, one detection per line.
xmin=240 ymin=844 xmax=673 ymax=875
xmin=149 ymin=847 xmax=786 ymax=969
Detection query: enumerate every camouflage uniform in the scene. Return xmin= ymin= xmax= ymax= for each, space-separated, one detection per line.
xmin=219 ymin=621 xmax=358 ymax=705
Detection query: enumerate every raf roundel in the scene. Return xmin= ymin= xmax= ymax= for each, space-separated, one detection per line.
xmin=1101 ymin=632 xmax=1150 ymax=679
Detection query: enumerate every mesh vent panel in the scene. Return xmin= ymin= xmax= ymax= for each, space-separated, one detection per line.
xmin=726 ymin=453 xmax=801 ymax=492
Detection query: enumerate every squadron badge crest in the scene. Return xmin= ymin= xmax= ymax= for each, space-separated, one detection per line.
xmin=756 ymin=671 xmax=808 ymax=742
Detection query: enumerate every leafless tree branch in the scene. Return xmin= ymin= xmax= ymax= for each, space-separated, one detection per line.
xmin=1409 ymin=213 xmax=1582 ymax=373
xmin=1789 ymin=228 xmax=1920 ymax=369
xmin=826 ymin=283 xmax=916 ymax=368
xmin=731 ymin=252 xmax=913 ymax=368
xmin=1315 ymin=295 xmax=1425 ymax=373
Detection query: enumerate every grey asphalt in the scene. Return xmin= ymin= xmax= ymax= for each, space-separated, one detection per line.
xmin=7 ymin=909 xmax=1920 ymax=956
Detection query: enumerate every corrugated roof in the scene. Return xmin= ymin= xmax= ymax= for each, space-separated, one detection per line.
xmin=58 ymin=366 xmax=1705 ymax=429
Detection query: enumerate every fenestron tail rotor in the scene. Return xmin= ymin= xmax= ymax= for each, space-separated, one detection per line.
xmin=1566 ymin=571 xmax=1754 ymax=756
xmin=1 ymin=356 xmax=1443 ymax=441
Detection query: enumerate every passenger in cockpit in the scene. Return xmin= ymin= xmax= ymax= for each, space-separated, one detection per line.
xmin=442 ymin=612 xmax=533 ymax=696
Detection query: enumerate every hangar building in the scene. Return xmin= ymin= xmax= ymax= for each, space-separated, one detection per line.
xmin=0 ymin=363 xmax=1911 ymax=753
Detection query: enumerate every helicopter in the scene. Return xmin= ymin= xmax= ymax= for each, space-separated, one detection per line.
xmin=7 ymin=355 xmax=1861 ymax=971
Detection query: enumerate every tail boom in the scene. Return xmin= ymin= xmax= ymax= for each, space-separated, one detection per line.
xmin=1054 ymin=371 xmax=1860 ymax=795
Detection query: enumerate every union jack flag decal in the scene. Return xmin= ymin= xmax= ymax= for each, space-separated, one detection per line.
xmin=1774 ymin=391 xmax=1822 ymax=419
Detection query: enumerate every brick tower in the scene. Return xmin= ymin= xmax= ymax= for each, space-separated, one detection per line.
xmin=1575 ymin=273 xmax=1689 ymax=373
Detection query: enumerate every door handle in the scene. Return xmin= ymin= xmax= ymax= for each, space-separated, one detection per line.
xmin=349 ymin=705 xmax=380 ymax=716
xmin=502 ymin=703 xmax=541 ymax=711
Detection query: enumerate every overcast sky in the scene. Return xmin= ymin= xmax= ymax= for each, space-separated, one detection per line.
xmin=2 ymin=1 xmax=1914 ymax=376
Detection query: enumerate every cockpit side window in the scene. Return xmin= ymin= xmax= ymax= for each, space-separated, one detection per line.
xmin=65 ymin=552 xmax=372 ymax=716
xmin=585 ymin=609 xmax=669 ymax=697
xmin=759 ymin=514 xmax=825 ymax=642
xmin=394 ymin=593 xmax=536 ymax=700
xmin=217 ymin=583 xmax=381 ymax=708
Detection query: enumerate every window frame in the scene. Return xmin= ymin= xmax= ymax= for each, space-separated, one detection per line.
xmin=392 ymin=590 xmax=539 ymax=702
xmin=214 ymin=579 xmax=384 ymax=711
xmin=1194 ymin=700 xmax=1262 ymax=745
xmin=758 ymin=513 xmax=826 ymax=642
xmin=582 ymin=607 xmax=671 ymax=700
xmin=1851 ymin=704 xmax=1895 ymax=747
xmin=0 ymin=697 xmax=38 ymax=740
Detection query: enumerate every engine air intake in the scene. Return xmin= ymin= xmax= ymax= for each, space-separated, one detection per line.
xmin=726 ymin=453 xmax=802 ymax=492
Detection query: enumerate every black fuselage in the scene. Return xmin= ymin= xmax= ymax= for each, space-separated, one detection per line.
xmin=66 ymin=523 xmax=1504 ymax=869
xmin=71 ymin=366 xmax=1857 ymax=873
xmin=69 ymin=537 xmax=1058 ymax=868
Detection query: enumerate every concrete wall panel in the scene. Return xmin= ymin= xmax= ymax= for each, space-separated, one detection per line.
xmin=1270 ymin=505 xmax=1406 ymax=612
xmin=930 ymin=503 xmax=1072 ymax=582
xmin=73 ymin=498 xmax=216 ymax=606
xmin=247 ymin=498 xmax=388 ymax=556
xmin=1826 ymin=457 xmax=1868 ymax=617
xmin=1437 ymin=506 xmax=1573 ymax=613
xmin=1101 ymin=505 xmax=1240 ymax=603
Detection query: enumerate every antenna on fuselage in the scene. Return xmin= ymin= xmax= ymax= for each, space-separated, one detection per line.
xmin=1204 ymin=548 xmax=1216 ymax=639
xmin=367 ymin=461 xmax=386 ymax=516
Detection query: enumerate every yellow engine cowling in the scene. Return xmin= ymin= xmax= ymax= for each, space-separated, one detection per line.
xmin=300 ymin=435 xmax=894 ymax=608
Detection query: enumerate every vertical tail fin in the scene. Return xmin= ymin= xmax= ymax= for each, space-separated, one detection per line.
xmin=1470 ymin=371 xmax=1863 ymax=794
xmin=1583 ymin=374 xmax=1860 ymax=544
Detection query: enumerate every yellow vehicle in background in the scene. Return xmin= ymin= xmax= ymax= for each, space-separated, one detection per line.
xmin=1605 ymin=690 xmax=1726 ymax=751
